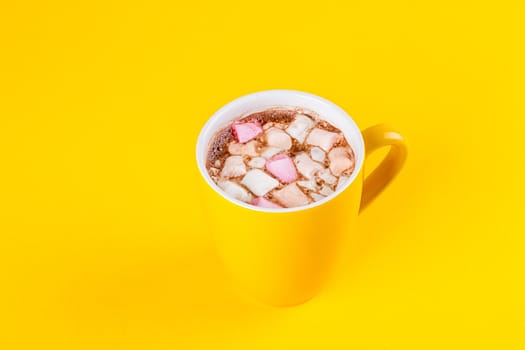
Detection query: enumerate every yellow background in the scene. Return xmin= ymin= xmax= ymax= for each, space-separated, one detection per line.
xmin=1 ymin=1 xmax=523 ymax=349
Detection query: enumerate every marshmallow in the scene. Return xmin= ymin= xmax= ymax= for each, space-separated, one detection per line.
xmin=248 ymin=157 xmax=266 ymax=168
xmin=263 ymin=122 xmax=274 ymax=130
xmin=251 ymin=197 xmax=282 ymax=208
xmin=285 ymin=114 xmax=314 ymax=143
xmin=310 ymin=193 xmax=326 ymax=202
xmin=218 ymin=180 xmax=252 ymax=202
xmin=265 ymin=154 xmax=298 ymax=184
xmin=328 ymin=147 xmax=354 ymax=176
xmin=220 ymin=156 xmax=246 ymax=178
xmin=336 ymin=176 xmax=350 ymax=191
xmin=266 ymin=127 xmax=292 ymax=150
xmin=228 ymin=140 xmax=259 ymax=157
xmin=272 ymin=183 xmax=311 ymax=208
xmin=261 ymin=147 xmax=281 ymax=159
xmin=297 ymin=179 xmax=318 ymax=191
xmin=306 ymin=128 xmax=341 ymax=151
xmin=294 ymin=152 xmax=324 ymax=179
xmin=232 ymin=121 xmax=263 ymax=143
xmin=310 ymin=147 xmax=326 ymax=163
xmin=320 ymin=185 xmax=334 ymax=196
xmin=318 ymin=169 xmax=337 ymax=185
xmin=241 ymin=169 xmax=279 ymax=196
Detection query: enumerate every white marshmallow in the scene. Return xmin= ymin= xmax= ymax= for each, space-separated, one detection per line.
xmin=261 ymin=147 xmax=281 ymax=159
xmin=310 ymin=193 xmax=325 ymax=202
xmin=272 ymin=183 xmax=311 ymax=208
xmin=220 ymin=156 xmax=246 ymax=178
xmin=318 ymin=169 xmax=337 ymax=185
xmin=266 ymin=127 xmax=292 ymax=150
xmin=285 ymin=114 xmax=314 ymax=143
xmin=248 ymin=157 xmax=266 ymax=168
xmin=228 ymin=140 xmax=259 ymax=157
xmin=328 ymin=147 xmax=354 ymax=176
xmin=294 ymin=152 xmax=324 ymax=179
xmin=336 ymin=176 xmax=350 ymax=191
xmin=297 ymin=179 xmax=318 ymax=191
xmin=306 ymin=128 xmax=341 ymax=152
xmin=241 ymin=169 xmax=279 ymax=196
xmin=320 ymin=185 xmax=334 ymax=196
xmin=218 ymin=180 xmax=252 ymax=202
xmin=263 ymin=122 xmax=274 ymax=130
xmin=310 ymin=147 xmax=326 ymax=163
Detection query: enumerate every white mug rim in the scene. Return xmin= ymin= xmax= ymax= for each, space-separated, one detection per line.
xmin=196 ymin=89 xmax=365 ymax=213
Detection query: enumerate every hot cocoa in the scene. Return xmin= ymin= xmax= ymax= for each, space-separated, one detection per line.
xmin=206 ymin=108 xmax=355 ymax=209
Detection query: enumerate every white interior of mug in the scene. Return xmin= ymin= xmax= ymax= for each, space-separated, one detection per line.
xmin=196 ymin=90 xmax=365 ymax=213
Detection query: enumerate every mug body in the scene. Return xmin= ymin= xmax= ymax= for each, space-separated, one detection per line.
xmin=196 ymin=90 xmax=365 ymax=306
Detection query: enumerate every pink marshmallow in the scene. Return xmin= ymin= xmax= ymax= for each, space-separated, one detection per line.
xmin=265 ymin=154 xmax=298 ymax=184
xmin=251 ymin=197 xmax=282 ymax=208
xmin=231 ymin=121 xmax=263 ymax=143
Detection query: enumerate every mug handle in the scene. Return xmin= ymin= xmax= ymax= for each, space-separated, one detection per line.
xmin=359 ymin=124 xmax=408 ymax=213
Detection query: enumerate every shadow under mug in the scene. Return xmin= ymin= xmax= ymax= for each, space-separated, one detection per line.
xmin=196 ymin=90 xmax=407 ymax=307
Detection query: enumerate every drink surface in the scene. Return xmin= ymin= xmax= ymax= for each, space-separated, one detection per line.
xmin=206 ymin=108 xmax=355 ymax=209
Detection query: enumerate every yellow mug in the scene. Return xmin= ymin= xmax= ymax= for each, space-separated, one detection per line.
xmin=196 ymin=90 xmax=407 ymax=306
